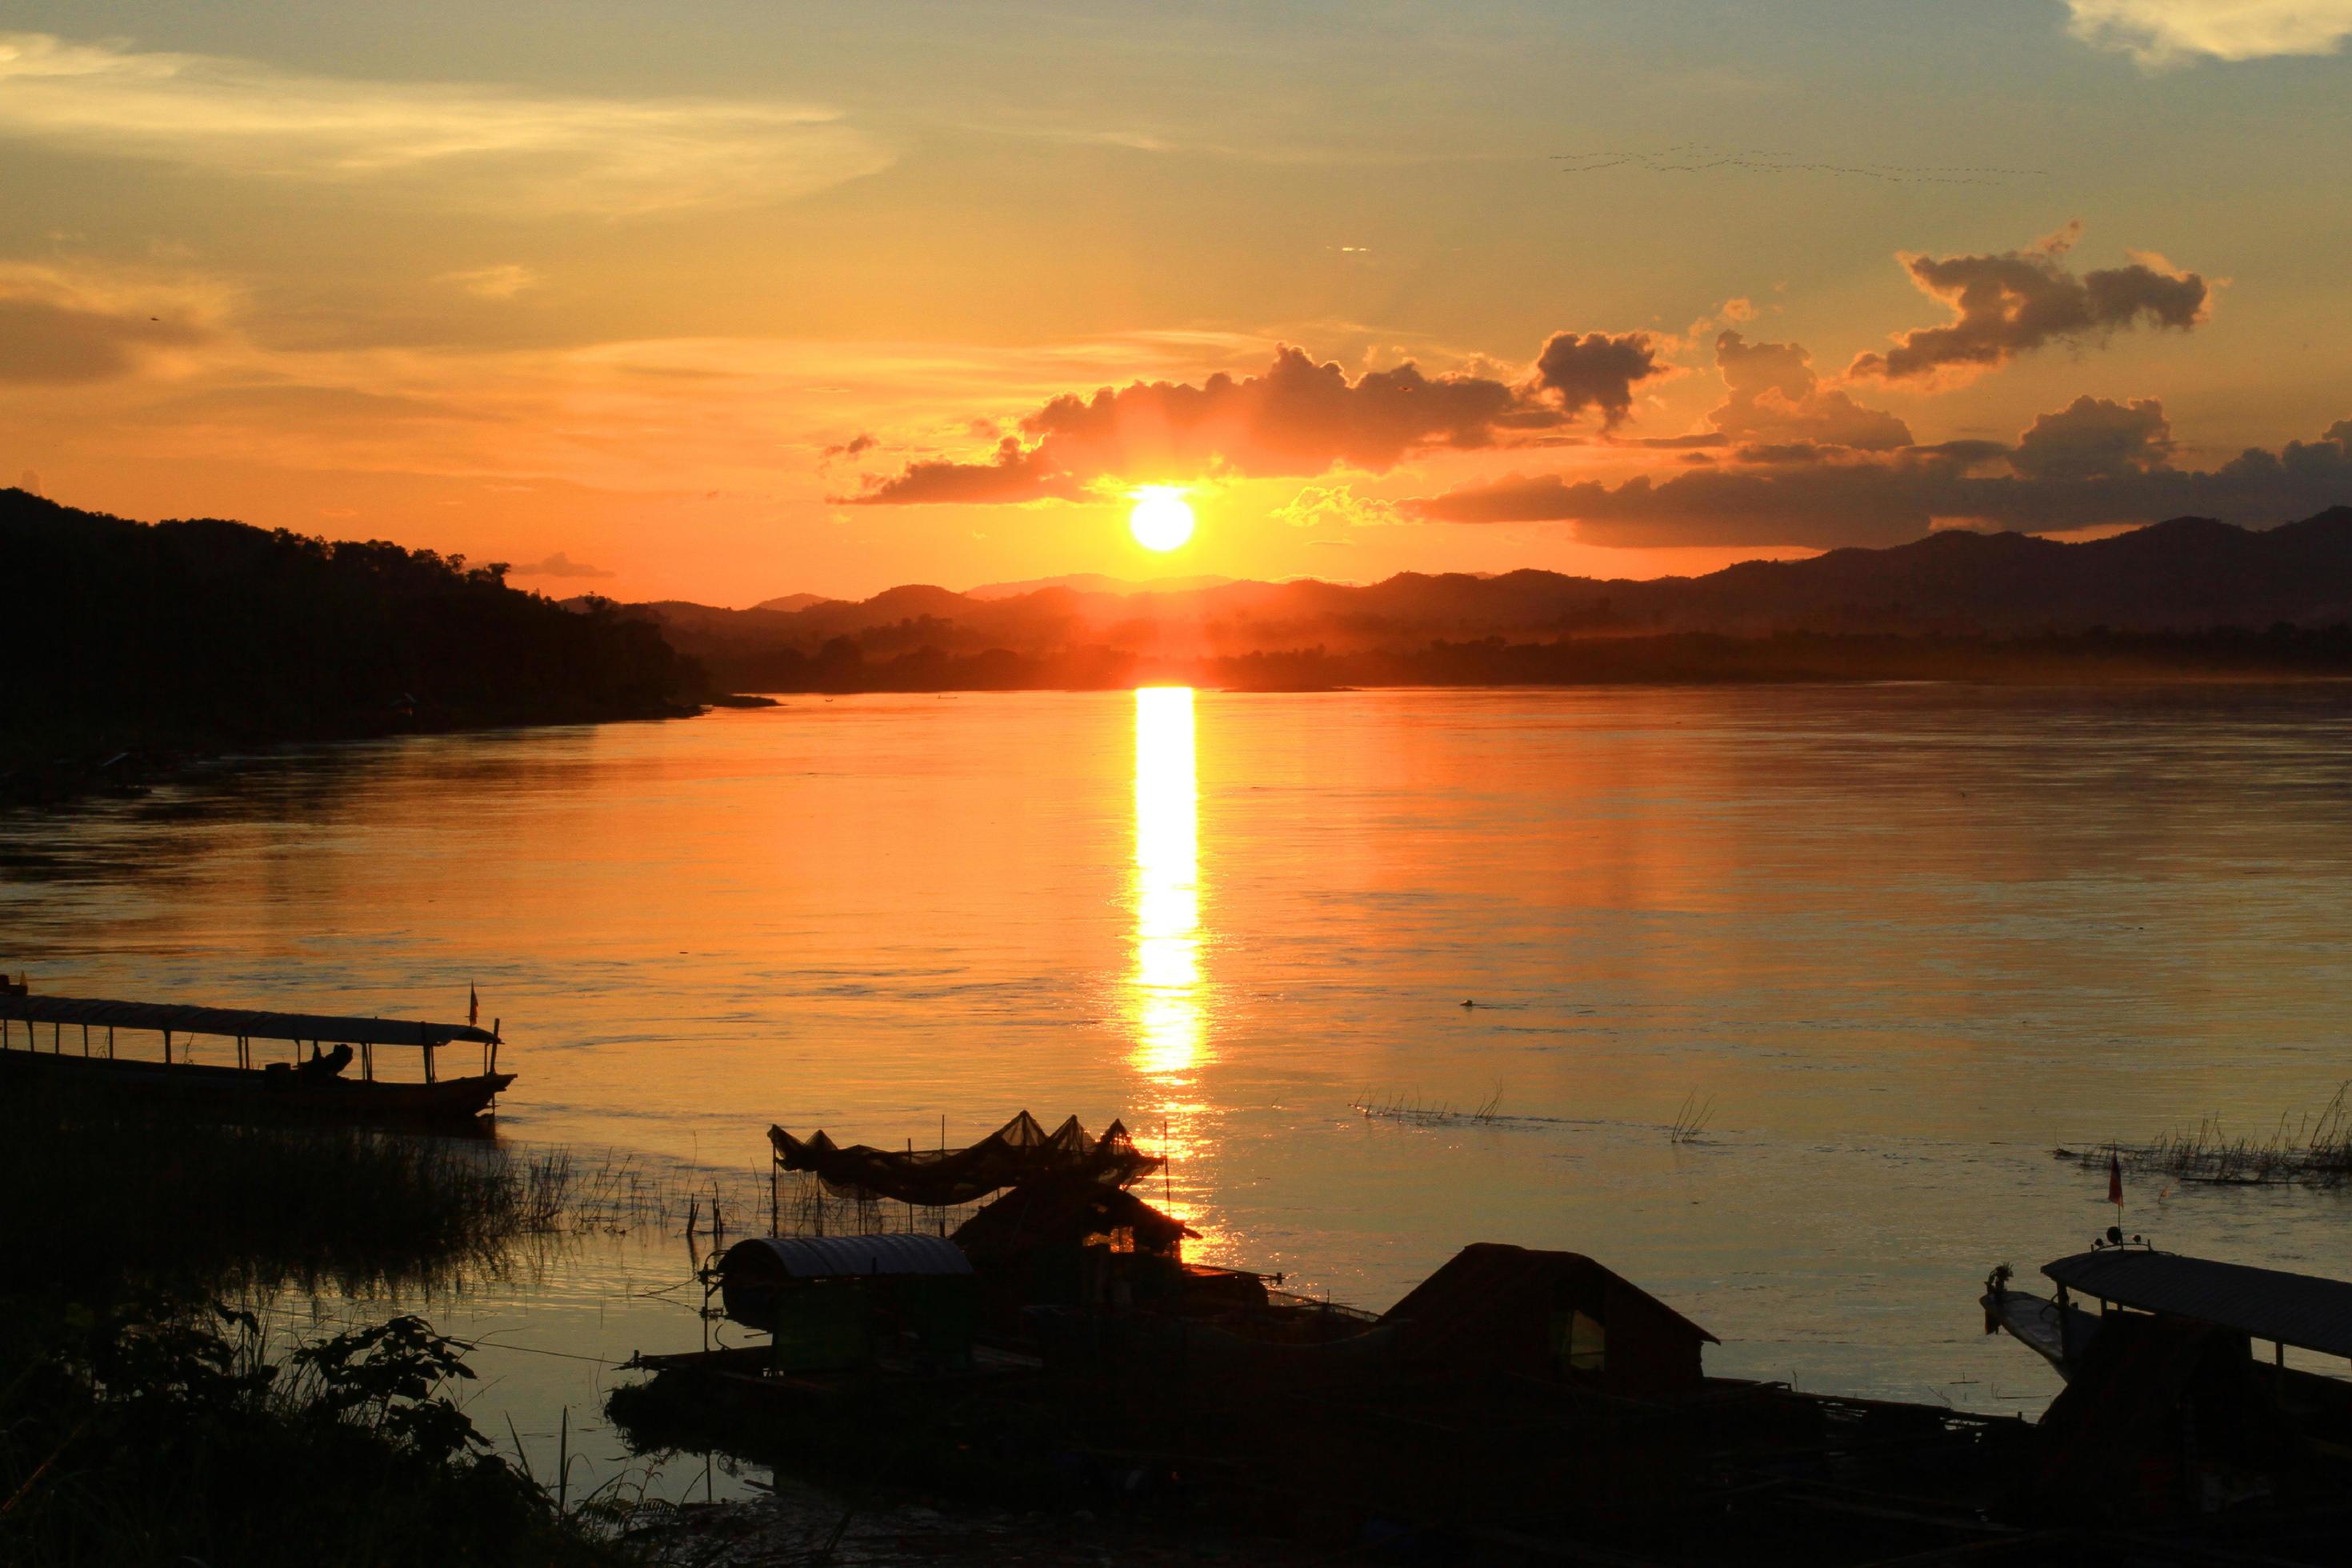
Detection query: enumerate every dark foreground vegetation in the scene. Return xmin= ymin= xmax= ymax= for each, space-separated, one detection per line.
xmin=0 ymin=1082 xmax=574 ymax=1292
xmin=0 ymin=1086 xmax=658 ymax=1566
xmin=0 ymin=1299 xmax=622 ymax=1567
xmin=3 ymin=488 xmax=704 ymax=804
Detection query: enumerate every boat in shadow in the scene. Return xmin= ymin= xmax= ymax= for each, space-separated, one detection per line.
xmin=0 ymin=982 xmax=513 ymax=1127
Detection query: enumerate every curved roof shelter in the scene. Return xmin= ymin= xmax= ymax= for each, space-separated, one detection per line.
xmin=719 ymin=1234 xmax=973 ymax=1282
xmin=0 ymin=992 xmax=498 ymax=1049
xmin=2043 ymin=1248 xmax=2352 ymax=1360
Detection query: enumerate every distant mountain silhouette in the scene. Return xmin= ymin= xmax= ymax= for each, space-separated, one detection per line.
xmin=632 ymin=510 xmax=2352 ymax=690
xmin=962 ymin=571 xmax=1235 ymax=601
xmin=752 ymin=591 xmax=840 ymax=613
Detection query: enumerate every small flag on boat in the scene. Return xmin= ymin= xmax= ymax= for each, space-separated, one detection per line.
xmin=2107 ymin=1150 xmax=2124 ymax=1207
xmin=469 ymin=983 xmax=479 ymax=1027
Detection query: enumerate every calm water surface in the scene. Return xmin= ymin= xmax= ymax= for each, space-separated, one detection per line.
xmin=10 ymin=685 xmax=2352 ymax=1488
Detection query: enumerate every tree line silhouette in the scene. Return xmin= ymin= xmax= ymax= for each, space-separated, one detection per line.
xmin=6 ymin=489 xmax=702 ymax=795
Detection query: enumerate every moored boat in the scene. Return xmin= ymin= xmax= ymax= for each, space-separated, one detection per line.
xmin=0 ymin=987 xmax=513 ymax=1124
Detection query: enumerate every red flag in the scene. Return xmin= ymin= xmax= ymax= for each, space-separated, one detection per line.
xmin=2107 ymin=1150 xmax=2124 ymax=1207
xmin=469 ymin=983 xmax=479 ymax=1027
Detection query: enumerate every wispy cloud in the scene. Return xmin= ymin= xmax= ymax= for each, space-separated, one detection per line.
xmin=0 ymin=264 xmax=218 ymax=385
xmin=2065 ymin=2 xmax=2352 ymax=65
xmin=440 ymin=265 xmax=540 ymax=300
xmin=0 ymin=34 xmax=889 ymax=217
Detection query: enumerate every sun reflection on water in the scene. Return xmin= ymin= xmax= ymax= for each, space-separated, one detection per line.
xmin=1127 ymin=686 xmax=1224 ymax=1257
xmin=1130 ymin=686 xmax=1201 ymax=1082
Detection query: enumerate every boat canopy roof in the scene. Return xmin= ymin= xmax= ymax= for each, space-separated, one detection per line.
xmin=770 ymin=1110 xmax=1162 ymax=1207
xmin=718 ymin=1234 xmax=973 ymax=1282
xmin=0 ymin=992 xmax=498 ymax=1048
xmin=2043 ymin=1248 xmax=2352 ymax=1359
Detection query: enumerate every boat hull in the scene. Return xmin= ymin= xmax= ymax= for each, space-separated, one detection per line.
xmin=0 ymin=1046 xmax=513 ymax=1124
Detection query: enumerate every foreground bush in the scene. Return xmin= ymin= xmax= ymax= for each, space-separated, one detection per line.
xmin=0 ymin=1295 xmax=626 ymax=1567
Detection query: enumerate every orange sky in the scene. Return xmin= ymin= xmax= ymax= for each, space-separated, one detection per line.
xmin=2 ymin=7 xmax=2349 ymax=602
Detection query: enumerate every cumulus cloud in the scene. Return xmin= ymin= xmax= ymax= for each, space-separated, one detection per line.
xmin=510 ymin=550 xmax=613 ymax=579
xmin=0 ymin=33 xmax=887 ymax=218
xmin=2010 ymin=395 xmax=2173 ymax=478
xmin=1530 ymin=331 xmax=1666 ymax=428
xmin=1710 ymin=331 xmax=1914 ymax=450
xmin=840 ymin=340 xmax=1637 ymax=504
xmin=1851 ymin=226 xmax=2208 ymax=382
xmin=1406 ymin=404 xmax=2352 ymax=549
xmin=2066 ymin=2 xmax=2352 ymax=65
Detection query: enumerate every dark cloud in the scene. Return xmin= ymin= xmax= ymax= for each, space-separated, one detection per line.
xmin=1710 ymin=330 xmax=1912 ymax=450
xmin=1531 ymin=331 xmax=1665 ymax=428
xmin=1018 ymin=346 xmax=1527 ymax=474
xmin=844 ymin=436 xmax=1081 ymax=506
xmin=1406 ymin=406 xmax=2352 ymax=550
xmin=1410 ymin=450 xmax=1974 ymax=548
xmin=822 ymin=432 xmax=877 ymax=459
xmin=840 ymin=338 xmax=1643 ymax=505
xmin=1850 ymin=227 xmax=2208 ymax=382
xmin=2011 ymin=395 xmax=2171 ymax=480
xmin=511 ymin=551 xmax=614 ymax=579
xmin=0 ymin=296 xmax=203 ymax=385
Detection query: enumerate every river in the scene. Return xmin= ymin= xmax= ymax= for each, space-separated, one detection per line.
xmin=8 ymin=683 xmax=2352 ymax=1496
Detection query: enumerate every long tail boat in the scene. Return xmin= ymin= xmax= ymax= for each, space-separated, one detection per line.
xmin=0 ymin=986 xmax=513 ymax=1123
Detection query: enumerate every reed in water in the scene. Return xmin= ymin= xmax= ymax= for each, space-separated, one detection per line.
xmin=2062 ymin=1082 xmax=2352 ymax=1188
xmin=0 ymin=1082 xmax=758 ymax=1294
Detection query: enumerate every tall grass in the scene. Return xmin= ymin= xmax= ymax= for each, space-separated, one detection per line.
xmin=2062 ymin=1082 xmax=2352 ymax=1188
xmin=0 ymin=1082 xmax=756 ymax=1297
xmin=1669 ymin=1091 xmax=1716 ymax=1145
xmin=1353 ymin=1086 xmax=1507 ymax=1126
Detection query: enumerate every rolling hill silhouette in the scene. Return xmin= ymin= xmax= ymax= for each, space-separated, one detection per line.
xmin=634 ymin=510 xmax=2352 ymax=690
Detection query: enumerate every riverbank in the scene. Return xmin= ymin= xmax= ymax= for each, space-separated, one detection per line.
xmin=4 ymin=487 xmax=718 ymax=809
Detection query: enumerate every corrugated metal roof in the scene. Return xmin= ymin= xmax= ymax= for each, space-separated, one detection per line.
xmin=722 ymin=1234 xmax=973 ymax=1280
xmin=0 ymin=993 xmax=498 ymax=1049
xmin=2042 ymin=1248 xmax=2352 ymax=1359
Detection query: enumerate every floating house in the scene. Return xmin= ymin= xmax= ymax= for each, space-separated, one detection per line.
xmin=715 ymin=1234 xmax=976 ymax=1374
xmin=1381 ymin=1242 xmax=1718 ymax=1398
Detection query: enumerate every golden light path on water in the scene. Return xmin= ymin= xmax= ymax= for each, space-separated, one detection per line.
xmin=1126 ymin=686 xmax=1216 ymax=1249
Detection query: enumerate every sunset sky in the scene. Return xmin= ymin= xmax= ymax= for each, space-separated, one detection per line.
xmin=3 ymin=2 xmax=2348 ymax=603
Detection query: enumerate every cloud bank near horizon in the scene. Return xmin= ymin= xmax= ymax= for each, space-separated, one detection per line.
xmin=1407 ymin=403 xmax=2352 ymax=549
xmin=838 ymin=336 xmax=1663 ymax=505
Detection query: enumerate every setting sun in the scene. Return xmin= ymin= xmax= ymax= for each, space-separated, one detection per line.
xmin=1128 ymin=488 xmax=1195 ymax=552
